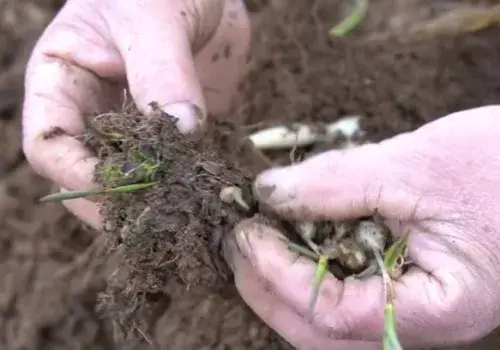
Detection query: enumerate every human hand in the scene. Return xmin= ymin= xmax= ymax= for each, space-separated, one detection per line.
xmin=22 ymin=0 xmax=250 ymax=229
xmin=223 ymin=106 xmax=500 ymax=349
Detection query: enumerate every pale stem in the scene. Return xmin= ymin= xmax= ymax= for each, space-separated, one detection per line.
xmin=248 ymin=116 xmax=362 ymax=150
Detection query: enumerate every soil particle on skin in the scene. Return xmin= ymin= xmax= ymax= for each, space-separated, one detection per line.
xmin=244 ymin=0 xmax=269 ymax=13
xmin=40 ymin=126 xmax=67 ymax=140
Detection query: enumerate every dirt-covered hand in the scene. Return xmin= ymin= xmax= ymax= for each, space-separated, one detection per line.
xmin=223 ymin=106 xmax=500 ymax=349
xmin=22 ymin=0 xmax=250 ymax=229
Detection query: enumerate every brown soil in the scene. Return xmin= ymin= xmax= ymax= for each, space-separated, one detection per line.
xmin=86 ymin=104 xmax=261 ymax=288
xmin=83 ymin=102 xmax=293 ymax=347
xmin=82 ymin=97 xmax=387 ymax=347
xmin=3 ymin=0 xmax=500 ymax=350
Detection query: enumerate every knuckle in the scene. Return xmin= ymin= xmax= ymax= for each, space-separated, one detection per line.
xmin=181 ymin=0 xmax=225 ymax=51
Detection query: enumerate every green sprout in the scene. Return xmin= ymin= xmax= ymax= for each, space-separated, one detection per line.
xmin=284 ymin=220 xmax=410 ymax=343
xmin=39 ymin=144 xmax=163 ymax=203
xmin=372 ymin=233 xmax=410 ymax=350
xmin=283 ymin=240 xmax=335 ymax=313
xmin=310 ymin=255 xmax=329 ymax=312
xmin=374 ymin=248 xmax=403 ymax=350
xmin=100 ymin=146 xmax=161 ymax=187
xmin=384 ymin=232 xmax=410 ymax=279
xmin=129 ymin=148 xmax=160 ymax=181
xmin=100 ymin=163 xmax=128 ymax=184
xmin=383 ymin=301 xmax=403 ymax=350
xmin=39 ymin=182 xmax=157 ymax=203
xmin=329 ymin=0 xmax=369 ymax=37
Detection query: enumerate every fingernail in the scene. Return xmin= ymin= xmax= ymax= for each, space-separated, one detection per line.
xmin=162 ymin=101 xmax=205 ymax=134
xmin=254 ymin=167 xmax=297 ymax=206
xmin=221 ymin=225 xmax=255 ymax=273
xmin=233 ymin=216 xmax=286 ymax=259
xmin=222 ymin=217 xmax=269 ymax=272
xmin=221 ymin=233 xmax=238 ymax=273
xmin=234 ymin=226 xmax=255 ymax=259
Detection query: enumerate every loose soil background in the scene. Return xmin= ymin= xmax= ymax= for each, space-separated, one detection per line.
xmin=1 ymin=0 xmax=500 ymax=349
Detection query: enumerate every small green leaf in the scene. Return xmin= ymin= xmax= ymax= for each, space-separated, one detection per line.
xmin=329 ymin=0 xmax=369 ymax=37
xmin=373 ymin=248 xmax=404 ymax=350
xmin=39 ymin=182 xmax=157 ymax=203
xmin=103 ymin=182 xmax=157 ymax=194
xmin=384 ymin=233 xmax=410 ymax=278
xmin=39 ymin=189 xmax=102 ymax=202
xmin=383 ymin=302 xmax=403 ymax=350
xmin=309 ymin=255 xmax=328 ymax=313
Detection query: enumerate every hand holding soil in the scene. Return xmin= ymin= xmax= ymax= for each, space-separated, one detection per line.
xmin=224 ymin=106 xmax=500 ymax=349
xmin=21 ymin=0 xmax=250 ymax=229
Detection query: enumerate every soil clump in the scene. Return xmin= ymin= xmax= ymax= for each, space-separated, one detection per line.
xmin=81 ymin=102 xmax=294 ymax=348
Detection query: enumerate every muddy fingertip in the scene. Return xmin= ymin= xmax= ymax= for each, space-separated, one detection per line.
xmin=150 ymin=100 xmax=206 ymax=135
xmin=232 ymin=214 xmax=287 ymax=256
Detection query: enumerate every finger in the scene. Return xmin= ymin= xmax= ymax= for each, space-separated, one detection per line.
xmin=106 ymin=1 xmax=224 ymax=133
xmin=227 ymin=217 xmax=476 ymax=347
xmin=227 ymin=217 xmax=386 ymax=341
xmin=223 ymin=227 xmax=381 ymax=350
xmin=22 ymin=4 xmax=120 ymax=194
xmin=60 ymin=187 xmax=103 ymax=231
xmin=22 ymin=55 xmax=104 ymax=192
xmin=193 ymin=0 xmax=251 ymax=115
xmin=253 ymin=138 xmax=425 ymax=222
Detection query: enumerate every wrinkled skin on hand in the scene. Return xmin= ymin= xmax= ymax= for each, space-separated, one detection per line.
xmin=223 ymin=106 xmax=500 ymax=349
xmin=22 ymin=0 xmax=250 ymax=229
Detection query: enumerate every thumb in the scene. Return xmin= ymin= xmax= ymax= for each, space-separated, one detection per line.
xmin=108 ymin=1 xmax=224 ymax=133
xmin=253 ymin=139 xmax=421 ymax=221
